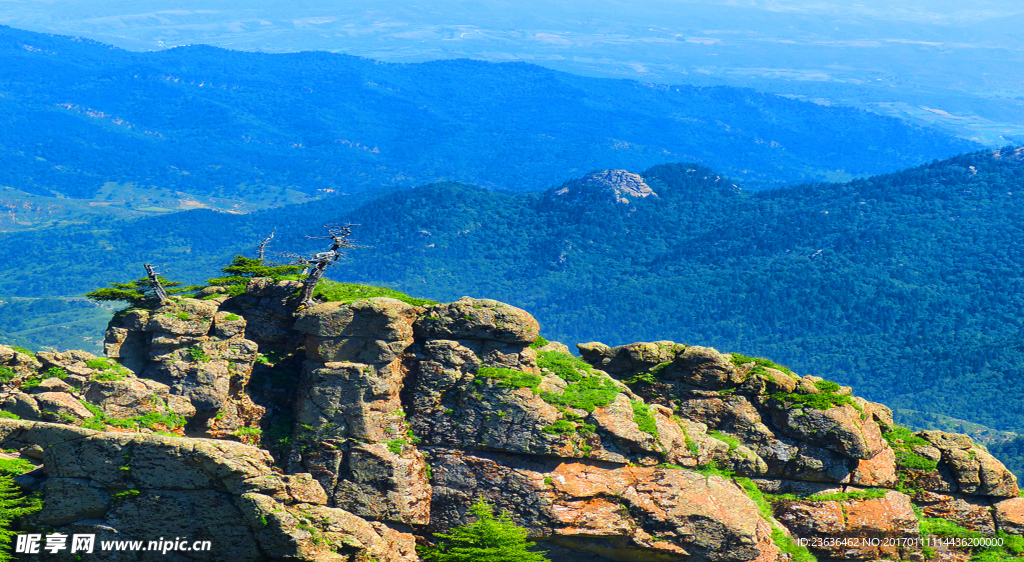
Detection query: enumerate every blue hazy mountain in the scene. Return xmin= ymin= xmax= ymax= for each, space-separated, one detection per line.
xmin=2 ymin=1 xmax=1021 ymax=144
xmin=0 ymin=24 xmax=976 ymax=218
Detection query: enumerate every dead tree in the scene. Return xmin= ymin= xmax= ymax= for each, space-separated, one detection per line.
xmin=257 ymin=228 xmax=277 ymax=262
xmin=144 ymin=263 xmax=170 ymax=303
xmin=289 ymin=225 xmax=356 ymax=308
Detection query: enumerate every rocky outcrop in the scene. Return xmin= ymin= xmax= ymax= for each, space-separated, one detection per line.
xmin=428 ymin=449 xmax=762 ymax=562
xmin=0 ymin=419 xmax=416 ymax=562
xmin=104 ymin=297 xmax=264 ymax=437
xmin=548 ymin=170 xmax=658 ymax=205
xmin=290 ymin=297 xmax=431 ymax=527
xmin=2 ymin=288 xmax=1022 ymax=562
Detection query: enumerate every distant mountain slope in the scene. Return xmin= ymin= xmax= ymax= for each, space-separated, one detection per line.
xmin=8 ymin=147 xmax=1024 ymax=436
xmin=0 ymin=24 xmax=977 ymax=209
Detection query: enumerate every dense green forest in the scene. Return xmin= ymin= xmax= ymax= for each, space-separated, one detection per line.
xmin=0 ymin=25 xmax=977 ymax=208
xmin=4 ymin=147 xmax=1024 ymax=450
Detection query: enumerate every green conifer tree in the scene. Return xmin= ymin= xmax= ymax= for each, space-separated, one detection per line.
xmin=419 ymin=498 xmax=549 ymax=562
xmin=0 ymin=475 xmax=42 ymax=561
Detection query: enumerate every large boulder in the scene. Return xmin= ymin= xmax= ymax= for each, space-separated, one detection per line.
xmin=919 ymin=431 xmax=1019 ymax=496
xmin=294 ymin=298 xmax=422 ymax=340
xmin=414 ymin=297 xmax=540 ymax=343
xmin=766 ymin=399 xmax=887 ymax=460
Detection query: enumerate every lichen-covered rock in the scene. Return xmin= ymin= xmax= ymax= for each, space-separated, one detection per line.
xmin=33 ymin=377 xmax=76 ymax=393
xmin=231 ymin=278 xmax=304 ymax=346
xmin=84 ymin=376 xmax=182 ymax=419
xmin=305 ymin=336 xmax=411 ymax=364
xmin=576 ymin=340 xmax=680 ymax=374
xmin=675 ymin=394 xmax=855 ymax=482
xmin=915 ymin=491 xmax=995 ymax=533
xmin=1 ymin=391 xmax=41 ymax=420
xmin=766 ymin=400 xmax=886 ymax=460
xmin=145 ymin=299 xmax=219 ymax=337
xmin=414 ymin=297 xmax=540 ymax=343
xmin=294 ymin=298 xmax=422 ymax=340
xmin=919 ymin=431 xmax=1019 ymax=496
xmin=212 ymin=310 xmax=247 ymax=339
xmin=850 ymin=445 xmax=898 ymax=488
xmin=993 ymin=497 xmax=1024 ymax=535
xmin=294 ymin=360 xmax=407 ymax=442
xmin=332 ymin=442 xmax=432 ymax=525
xmin=35 ymin=477 xmax=112 ymax=525
xmin=663 ymin=346 xmax=744 ymax=390
xmin=429 ymin=449 xmax=764 ymax=562
xmin=34 ymin=392 xmax=94 ymax=422
xmin=240 ymin=473 xmax=329 ymax=506
xmin=238 ymin=493 xmax=419 ymax=562
xmin=774 ymin=491 xmax=918 ymax=559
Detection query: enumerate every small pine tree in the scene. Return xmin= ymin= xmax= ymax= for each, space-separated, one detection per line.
xmin=85 ymin=275 xmax=195 ymax=308
xmin=205 ymin=255 xmax=304 ymax=289
xmin=419 ymin=498 xmax=549 ymax=562
xmin=0 ymin=475 xmax=42 ymax=561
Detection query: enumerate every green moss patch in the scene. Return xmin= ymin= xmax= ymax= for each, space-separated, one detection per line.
xmin=884 ymin=425 xmax=939 ymax=472
xmin=87 ymin=357 xmax=131 ymax=381
xmin=708 ymin=430 xmax=740 ymax=453
xmin=693 ymin=460 xmax=734 ymax=479
xmin=771 ymin=527 xmax=816 ymax=562
xmin=537 ymin=350 xmax=592 ymax=381
xmin=542 ymin=376 xmax=620 ymax=412
xmin=536 ymin=350 xmax=620 ymax=412
xmin=0 ymin=457 xmax=35 ymax=476
xmin=771 ymin=387 xmax=856 ymax=411
xmin=729 ymin=353 xmax=797 ymax=379
xmin=77 ymin=399 xmax=186 ymax=432
xmin=475 ymin=367 xmax=542 ymax=392
xmin=314 ymin=279 xmax=437 ymax=307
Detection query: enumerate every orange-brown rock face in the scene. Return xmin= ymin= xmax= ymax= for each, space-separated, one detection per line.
xmin=774 ymin=491 xmax=918 ymax=559
xmin=427 ymin=449 xmax=763 ymax=562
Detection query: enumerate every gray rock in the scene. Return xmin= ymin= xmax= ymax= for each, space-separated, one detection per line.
xmin=35 ymin=392 xmax=94 ymax=422
xmin=305 ymin=335 xmax=412 ymax=364
xmin=294 ymin=360 xmax=406 ymax=442
xmin=294 ymin=298 xmax=422 ymax=340
xmin=333 ymin=442 xmax=432 ymax=525
xmin=766 ymin=401 xmax=886 ymax=460
xmin=2 ymin=391 xmax=41 ymax=420
xmin=414 ymin=297 xmax=540 ymax=343
xmin=36 ymin=478 xmax=112 ymax=525
xmin=919 ymin=430 xmax=1019 ymax=496
xmin=34 ymin=377 xmax=76 ymax=394
xmin=84 ymin=377 xmax=173 ymax=419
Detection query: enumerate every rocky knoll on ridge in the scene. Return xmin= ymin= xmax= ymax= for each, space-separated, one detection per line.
xmin=1 ymin=280 xmax=1023 ymax=561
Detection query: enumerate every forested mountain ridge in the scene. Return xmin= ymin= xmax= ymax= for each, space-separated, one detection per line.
xmin=0 ymin=24 xmax=978 ymax=222
xmin=3 ymin=147 xmax=1024 ymax=443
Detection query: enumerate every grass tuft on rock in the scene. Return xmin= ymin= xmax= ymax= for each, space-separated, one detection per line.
xmin=631 ymin=400 xmax=659 ymax=439
xmin=476 ymin=367 xmax=542 ymax=392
